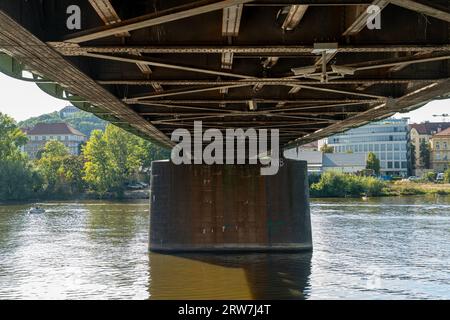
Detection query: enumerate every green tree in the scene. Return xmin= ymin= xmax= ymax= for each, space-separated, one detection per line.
xmin=0 ymin=113 xmax=42 ymax=200
xmin=83 ymin=125 xmax=146 ymax=196
xmin=42 ymin=140 xmax=69 ymax=158
xmin=138 ymin=139 xmax=171 ymax=169
xmin=320 ymin=144 xmax=334 ymax=153
xmin=36 ymin=141 xmax=84 ymax=195
xmin=410 ymin=143 xmax=416 ymax=170
xmin=419 ymin=140 xmax=431 ymax=169
xmin=444 ymin=168 xmax=450 ymax=183
xmin=424 ymin=172 xmax=436 ymax=182
xmin=83 ymin=130 xmax=111 ymax=195
xmin=36 ymin=141 xmax=69 ymax=192
xmin=0 ymin=160 xmax=43 ymax=201
xmin=0 ymin=113 xmax=28 ymax=160
xmin=59 ymin=155 xmax=85 ymax=194
xmin=366 ymin=152 xmax=381 ymax=175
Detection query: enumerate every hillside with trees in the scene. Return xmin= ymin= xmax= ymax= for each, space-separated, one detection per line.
xmin=18 ymin=106 xmax=106 ymax=137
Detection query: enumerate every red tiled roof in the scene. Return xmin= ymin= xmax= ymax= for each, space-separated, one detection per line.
xmin=27 ymin=122 xmax=85 ymax=136
xmin=409 ymin=122 xmax=450 ymax=135
xmin=434 ymin=127 xmax=450 ymax=136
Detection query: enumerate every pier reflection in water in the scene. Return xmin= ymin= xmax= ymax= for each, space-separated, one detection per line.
xmin=148 ymin=253 xmax=312 ymax=300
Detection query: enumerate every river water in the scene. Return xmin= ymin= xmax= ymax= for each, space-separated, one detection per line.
xmin=0 ymin=196 xmax=449 ymax=300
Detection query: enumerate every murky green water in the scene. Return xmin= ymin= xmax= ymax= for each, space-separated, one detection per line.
xmin=0 ymin=196 xmax=449 ymax=299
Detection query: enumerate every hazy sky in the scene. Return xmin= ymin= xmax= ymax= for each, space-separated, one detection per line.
xmin=0 ymin=71 xmax=449 ymax=123
xmin=0 ymin=73 xmax=66 ymax=122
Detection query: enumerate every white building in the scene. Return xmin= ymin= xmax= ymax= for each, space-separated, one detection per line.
xmin=59 ymin=105 xmax=79 ymax=118
xmin=321 ymin=118 xmax=410 ymax=177
xmin=23 ymin=122 xmax=87 ymax=159
xmin=284 ymin=150 xmax=367 ymax=174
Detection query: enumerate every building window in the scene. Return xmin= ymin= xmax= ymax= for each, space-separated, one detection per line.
xmin=436 ymin=154 xmax=441 ymax=161
xmin=436 ymin=142 xmax=440 ymax=150
xmin=387 ymin=161 xmax=393 ymax=169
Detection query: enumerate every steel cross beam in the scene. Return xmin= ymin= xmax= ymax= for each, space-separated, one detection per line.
xmin=49 ymin=43 xmax=450 ymax=56
xmin=88 ymin=0 xmax=158 ymax=88
xmin=140 ymin=101 xmax=369 ymax=118
xmin=83 ymin=53 xmax=253 ymax=79
xmin=66 ymin=0 xmax=256 ymax=43
xmin=97 ymin=79 xmax=440 ymax=86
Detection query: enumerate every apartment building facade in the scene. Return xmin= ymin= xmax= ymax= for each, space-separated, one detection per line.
xmin=410 ymin=122 xmax=450 ymax=169
xmin=430 ymin=127 xmax=450 ymax=172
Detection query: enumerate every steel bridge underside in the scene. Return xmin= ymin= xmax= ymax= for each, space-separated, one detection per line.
xmin=1 ymin=0 xmax=450 ymax=149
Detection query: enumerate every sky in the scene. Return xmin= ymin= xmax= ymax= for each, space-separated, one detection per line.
xmin=0 ymin=70 xmax=449 ymax=123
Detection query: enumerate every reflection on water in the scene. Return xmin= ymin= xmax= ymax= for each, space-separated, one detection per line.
xmin=0 ymin=195 xmax=449 ymax=299
xmin=149 ymin=253 xmax=311 ymax=300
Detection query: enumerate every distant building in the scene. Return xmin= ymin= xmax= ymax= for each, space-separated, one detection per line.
xmin=285 ymin=150 xmax=323 ymax=173
xmin=430 ymin=127 xmax=450 ymax=172
xmin=321 ymin=118 xmax=410 ymax=177
xmin=59 ymin=105 xmax=79 ymax=118
xmin=410 ymin=122 xmax=450 ymax=169
xmin=322 ymin=153 xmax=367 ymax=174
xmin=297 ymin=141 xmax=319 ymax=152
xmin=23 ymin=122 xmax=87 ymax=159
xmin=284 ymin=151 xmax=367 ymax=174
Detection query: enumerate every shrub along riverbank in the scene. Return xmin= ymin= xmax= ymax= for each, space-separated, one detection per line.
xmin=309 ymin=171 xmax=450 ymax=198
xmin=310 ymin=172 xmax=386 ymax=198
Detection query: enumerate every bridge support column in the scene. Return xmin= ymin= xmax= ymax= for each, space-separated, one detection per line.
xmin=149 ymin=159 xmax=312 ymax=252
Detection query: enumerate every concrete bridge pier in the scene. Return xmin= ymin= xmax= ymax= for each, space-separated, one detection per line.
xmin=149 ymin=159 xmax=312 ymax=252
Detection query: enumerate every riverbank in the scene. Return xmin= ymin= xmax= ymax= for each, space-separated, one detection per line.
xmin=385 ymin=182 xmax=450 ymax=196
xmin=309 ymin=171 xmax=450 ymax=198
xmin=0 ymin=189 xmax=150 ymax=204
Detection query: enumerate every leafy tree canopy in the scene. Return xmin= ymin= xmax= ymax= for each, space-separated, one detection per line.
xmin=320 ymin=144 xmax=334 ymax=153
xmin=0 ymin=112 xmax=28 ymax=161
xmin=366 ymin=152 xmax=381 ymax=175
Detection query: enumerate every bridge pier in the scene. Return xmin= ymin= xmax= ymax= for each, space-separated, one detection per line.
xmin=149 ymin=159 xmax=312 ymax=252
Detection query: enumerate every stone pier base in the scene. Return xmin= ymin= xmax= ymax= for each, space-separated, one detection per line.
xmin=149 ymin=159 xmax=312 ymax=252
